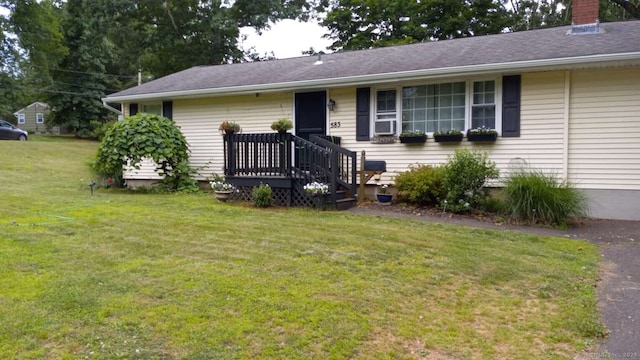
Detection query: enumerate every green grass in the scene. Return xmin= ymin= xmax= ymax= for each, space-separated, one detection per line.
xmin=0 ymin=137 xmax=604 ymax=359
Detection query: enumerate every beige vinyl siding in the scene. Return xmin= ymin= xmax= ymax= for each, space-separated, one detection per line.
xmin=121 ymin=103 xmax=162 ymax=180
xmin=568 ymin=67 xmax=640 ymax=190
xmin=327 ymin=73 xmax=566 ymax=183
xmin=175 ymin=92 xmax=293 ymax=179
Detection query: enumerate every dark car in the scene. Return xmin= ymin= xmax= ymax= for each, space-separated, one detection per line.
xmin=0 ymin=120 xmax=28 ymax=141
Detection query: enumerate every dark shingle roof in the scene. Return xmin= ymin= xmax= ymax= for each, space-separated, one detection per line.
xmin=106 ymin=21 xmax=640 ymax=100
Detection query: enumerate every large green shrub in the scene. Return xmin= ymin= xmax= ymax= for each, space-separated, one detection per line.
xmin=442 ymin=149 xmax=499 ymax=212
xmin=94 ymin=113 xmax=198 ymax=192
xmin=503 ymin=170 xmax=587 ymax=225
xmin=395 ymin=164 xmax=446 ymax=205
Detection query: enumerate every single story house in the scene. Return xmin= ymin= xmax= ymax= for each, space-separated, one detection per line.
xmin=13 ymin=102 xmax=60 ymax=135
xmin=103 ymin=0 xmax=640 ymax=220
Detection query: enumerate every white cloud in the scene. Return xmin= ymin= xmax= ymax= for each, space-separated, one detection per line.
xmin=240 ymin=19 xmax=333 ymax=59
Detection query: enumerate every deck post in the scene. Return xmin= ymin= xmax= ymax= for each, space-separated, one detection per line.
xmin=330 ymin=148 xmax=339 ymax=206
xmin=358 ymin=150 xmax=366 ymax=203
xmin=225 ymin=134 xmax=236 ymax=176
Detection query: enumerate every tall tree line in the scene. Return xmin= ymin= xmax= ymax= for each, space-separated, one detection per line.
xmin=0 ymin=0 xmax=637 ymax=135
xmin=0 ymin=0 xmax=315 ymax=135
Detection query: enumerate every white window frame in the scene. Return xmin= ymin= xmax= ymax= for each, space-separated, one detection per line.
xmin=18 ymin=114 xmax=25 ymax=124
xmin=469 ymin=79 xmax=499 ymax=131
xmin=373 ymin=89 xmax=399 ymax=135
xmin=36 ymin=113 xmax=44 ymax=124
xmin=372 ymin=77 xmax=502 ymax=136
xmin=141 ymin=103 xmax=163 ymax=116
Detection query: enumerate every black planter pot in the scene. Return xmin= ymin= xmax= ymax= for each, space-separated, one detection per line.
xmin=467 ymin=133 xmax=498 ymax=142
xmin=399 ymin=135 xmax=427 ymax=144
xmin=434 ymin=134 xmax=463 ymax=143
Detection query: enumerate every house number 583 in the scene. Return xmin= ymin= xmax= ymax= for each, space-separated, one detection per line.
xmin=330 ymin=121 xmax=341 ymax=128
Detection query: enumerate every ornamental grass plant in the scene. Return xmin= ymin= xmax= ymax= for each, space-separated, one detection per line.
xmin=503 ymin=169 xmax=587 ymax=226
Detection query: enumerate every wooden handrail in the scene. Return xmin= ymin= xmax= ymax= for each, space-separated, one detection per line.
xmin=223 ymin=133 xmax=355 ymax=204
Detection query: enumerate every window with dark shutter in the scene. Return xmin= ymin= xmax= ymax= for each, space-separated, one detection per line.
xmin=356 ymin=87 xmax=371 ymax=141
xmin=129 ymin=103 xmax=138 ymax=116
xmin=162 ymin=101 xmax=173 ymax=120
xmin=502 ymin=75 xmax=521 ymax=137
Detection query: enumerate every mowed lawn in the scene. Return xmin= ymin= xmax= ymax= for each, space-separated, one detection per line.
xmin=0 ymin=136 xmax=604 ymax=359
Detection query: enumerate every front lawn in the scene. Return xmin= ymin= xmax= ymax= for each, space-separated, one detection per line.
xmin=0 ymin=138 xmax=603 ymax=359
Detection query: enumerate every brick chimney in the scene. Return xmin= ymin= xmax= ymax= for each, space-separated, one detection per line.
xmin=571 ymin=0 xmax=600 ymax=34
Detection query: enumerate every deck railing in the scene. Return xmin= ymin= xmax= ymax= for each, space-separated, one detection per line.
xmin=223 ymin=133 xmax=357 ymax=204
xmin=223 ymin=132 xmax=291 ymax=177
xmin=309 ymin=135 xmax=357 ymax=198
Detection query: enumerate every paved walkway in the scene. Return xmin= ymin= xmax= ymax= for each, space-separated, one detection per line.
xmin=349 ymin=207 xmax=640 ymax=359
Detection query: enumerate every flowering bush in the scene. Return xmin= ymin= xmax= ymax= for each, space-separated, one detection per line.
xmin=304 ymin=182 xmax=329 ymax=196
xmin=210 ymin=181 xmax=235 ymax=192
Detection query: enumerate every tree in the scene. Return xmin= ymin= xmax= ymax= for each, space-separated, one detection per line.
xmin=46 ymin=0 xmax=115 ymax=135
xmin=507 ymin=0 xmax=640 ymax=31
xmin=321 ymin=0 xmax=512 ymax=51
xmin=1 ymin=0 xmax=67 ymax=121
xmin=603 ymin=0 xmax=640 ymax=20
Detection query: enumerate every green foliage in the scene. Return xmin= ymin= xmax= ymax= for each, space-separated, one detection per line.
xmin=395 ymin=164 xmax=446 ymax=205
xmin=442 ymin=149 xmax=499 ymax=213
xmin=252 ymin=183 xmax=273 ymax=207
xmin=89 ymin=119 xmax=115 ymax=140
xmin=270 ymin=117 xmax=293 ymax=132
xmin=321 ymin=0 xmax=511 ymax=50
xmin=161 ymin=160 xmax=200 ymax=193
xmin=503 ymin=170 xmax=587 ymax=225
xmin=94 ymin=113 xmax=196 ymax=192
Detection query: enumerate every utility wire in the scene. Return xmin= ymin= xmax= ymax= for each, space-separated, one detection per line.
xmin=26 ymin=64 xmax=137 ymax=79
xmin=0 ymin=85 xmax=106 ymax=97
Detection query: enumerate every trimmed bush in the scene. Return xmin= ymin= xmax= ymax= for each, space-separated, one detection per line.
xmin=395 ymin=164 xmax=446 ymax=205
xmin=252 ymin=183 xmax=273 ymax=208
xmin=503 ymin=170 xmax=587 ymax=225
xmin=441 ymin=149 xmax=499 ymax=212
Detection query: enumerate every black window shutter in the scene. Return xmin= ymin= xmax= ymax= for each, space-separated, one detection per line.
xmin=129 ymin=103 xmax=138 ymax=116
xmin=356 ymin=87 xmax=371 ymax=141
xmin=162 ymin=101 xmax=173 ymax=120
xmin=502 ymin=75 xmax=521 ymax=137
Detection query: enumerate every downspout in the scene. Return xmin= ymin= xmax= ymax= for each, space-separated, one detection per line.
xmin=562 ymin=70 xmax=571 ymax=180
xmin=102 ymin=100 xmax=123 ymax=118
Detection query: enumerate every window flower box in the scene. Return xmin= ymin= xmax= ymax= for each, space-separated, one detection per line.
xmin=399 ymin=131 xmax=427 ymax=144
xmin=433 ymin=131 xmax=463 ymax=143
xmin=467 ymin=127 xmax=498 ymax=142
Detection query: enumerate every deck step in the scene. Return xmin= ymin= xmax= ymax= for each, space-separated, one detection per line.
xmin=335 ymin=197 xmax=357 ymax=211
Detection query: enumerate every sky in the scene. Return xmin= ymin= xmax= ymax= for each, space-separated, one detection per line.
xmin=239 ymin=19 xmax=333 ymax=59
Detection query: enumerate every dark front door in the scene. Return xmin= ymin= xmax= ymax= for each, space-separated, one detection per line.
xmin=295 ymin=91 xmax=327 ymax=169
xmin=295 ymin=91 xmax=326 ymax=142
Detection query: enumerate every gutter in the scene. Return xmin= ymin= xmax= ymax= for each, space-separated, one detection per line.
xmin=102 ymin=52 xmax=640 ymax=102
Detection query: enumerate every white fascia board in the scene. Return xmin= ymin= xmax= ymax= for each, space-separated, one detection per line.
xmin=103 ymin=52 xmax=640 ymax=103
